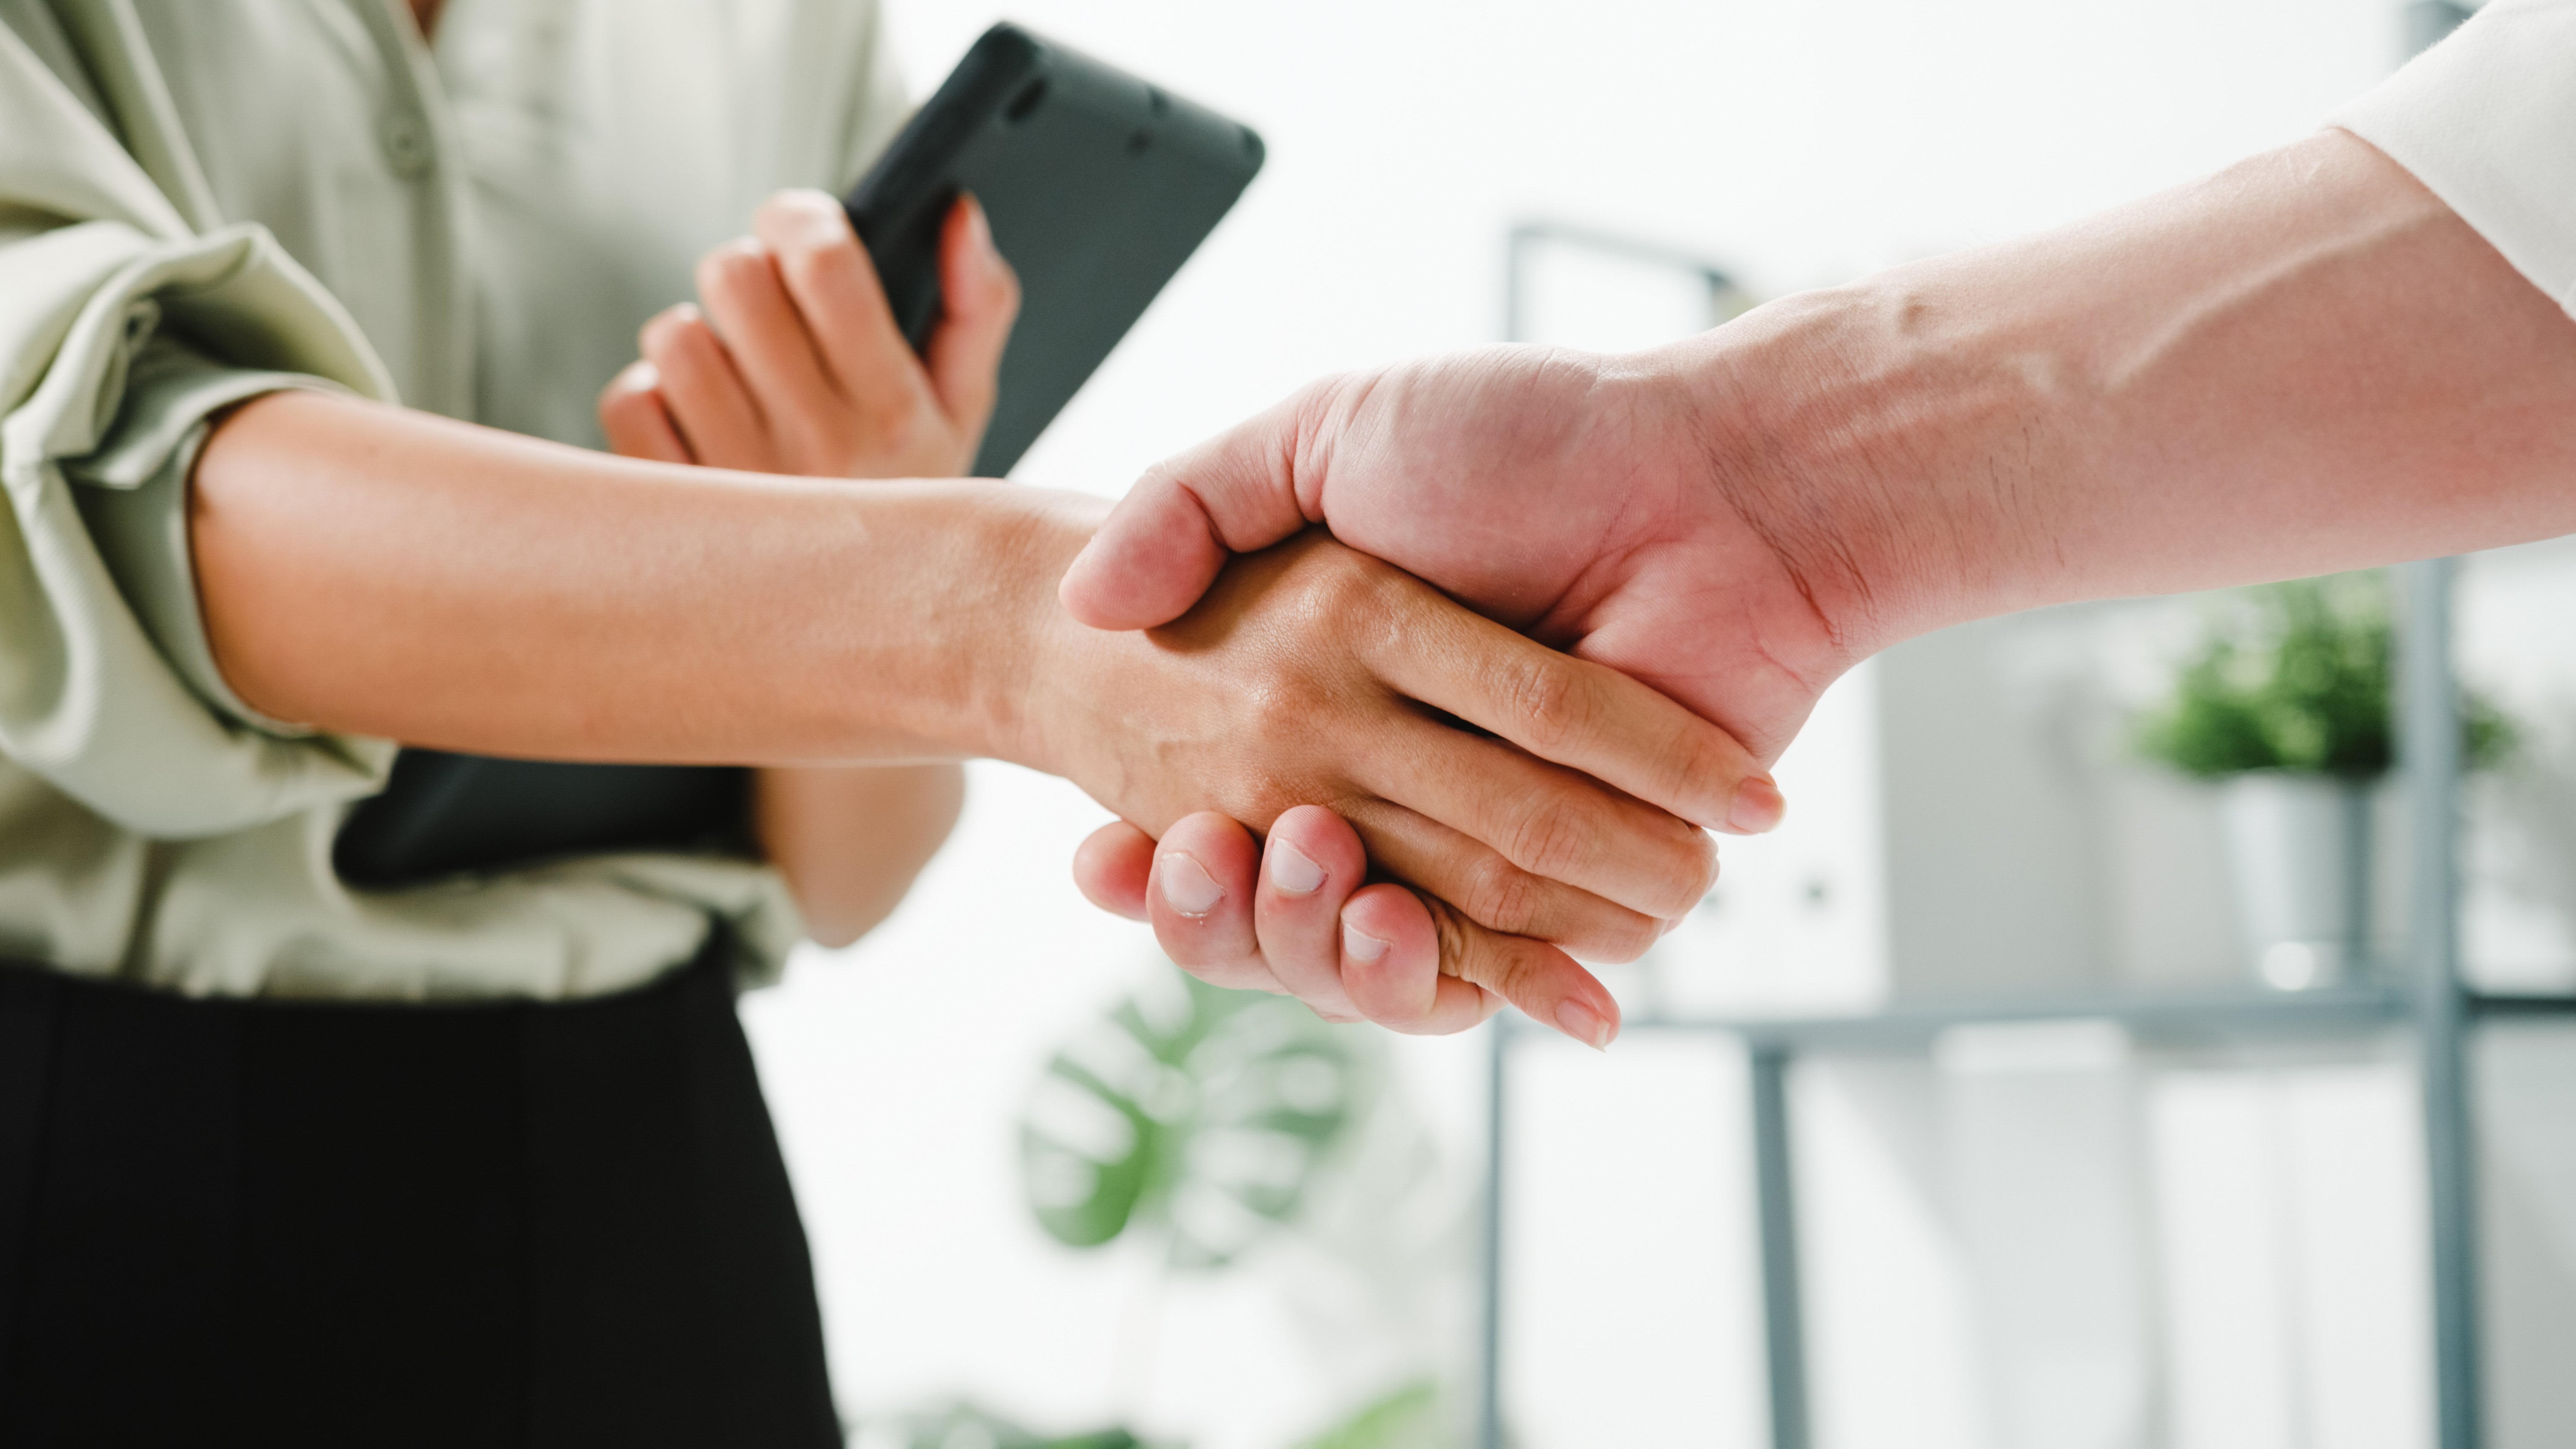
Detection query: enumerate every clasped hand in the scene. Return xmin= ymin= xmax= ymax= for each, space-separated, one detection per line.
xmin=605 ymin=191 xmax=1788 ymax=1050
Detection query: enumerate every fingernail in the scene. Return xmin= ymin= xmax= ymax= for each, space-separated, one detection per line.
xmin=1341 ymin=920 xmax=1391 ymax=963
xmin=1269 ymin=839 xmax=1327 ymax=896
xmin=1157 ymin=852 xmax=1225 ymax=917
xmin=1555 ymin=998 xmax=1615 ymax=1052
xmin=962 ymin=193 xmax=994 ymax=252
xmin=1725 ymin=776 xmax=1786 ymax=835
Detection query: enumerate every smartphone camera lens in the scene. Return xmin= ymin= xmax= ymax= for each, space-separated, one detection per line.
xmin=1005 ymin=78 xmax=1048 ymax=124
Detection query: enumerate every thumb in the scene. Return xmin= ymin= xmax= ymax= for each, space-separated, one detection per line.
xmin=1057 ymin=382 xmax=1340 ymax=629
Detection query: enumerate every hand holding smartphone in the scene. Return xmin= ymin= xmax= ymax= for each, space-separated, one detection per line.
xmin=338 ymin=23 xmax=1265 ymax=886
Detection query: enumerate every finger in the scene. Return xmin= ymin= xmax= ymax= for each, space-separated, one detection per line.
xmin=1057 ymin=380 xmax=1345 ymax=629
xmin=1339 ymin=798 xmax=1669 ymax=964
xmin=596 ymin=361 xmax=694 ymax=464
xmin=753 ymin=189 xmax=934 ymax=421
xmin=1335 ymin=884 xmax=1486 ymax=1034
xmin=1359 ymin=715 xmax=1718 ymax=921
xmin=1353 ymin=888 xmax=1622 ymax=1049
xmin=1072 ymin=819 xmax=1156 ymax=921
xmin=693 ymin=239 xmax=846 ymax=461
xmin=1252 ymin=806 xmax=1368 ymax=1023
xmin=639 ymin=304 xmax=771 ymax=471
xmin=1148 ymin=812 xmax=1280 ymax=995
xmin=1334 ymin=885 xmax=1497 ymax=1036
xmin=924 ymin=194 xmax=1021 ymax=444
xmin=1374 ymin=605 xmax=1783 ymax=836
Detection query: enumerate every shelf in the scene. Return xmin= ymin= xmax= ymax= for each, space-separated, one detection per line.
xmin=1506 ymin=986 xmax=2576 ymax=1057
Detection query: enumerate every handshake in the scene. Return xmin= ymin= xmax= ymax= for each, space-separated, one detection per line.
xmin=1044 ymin=353 xmax=1837 ymax=1051
xmin=578 ymin=126 xmax=2569 ymax=1051
xmin=596 ymin=194 xmax=1877 ymax=1052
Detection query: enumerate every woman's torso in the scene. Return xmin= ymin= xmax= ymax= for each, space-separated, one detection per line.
xmin=0 ymin=0 xmax=905 ymax=998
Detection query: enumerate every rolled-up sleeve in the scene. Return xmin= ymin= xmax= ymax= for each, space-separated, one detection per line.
xmin=1 ymin=24 xmax=402 ymax=839
xmin=2330 ymin=0 xmax=2576 ymax=317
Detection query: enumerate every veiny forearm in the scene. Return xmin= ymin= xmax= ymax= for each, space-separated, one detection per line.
xmin=192 ymin=391 xmax=1096 ymax=765
xmin=756 ymin=763 xmax=965 ymax=946
xmin=1688 ymin=127 xmax=2576 ymax=649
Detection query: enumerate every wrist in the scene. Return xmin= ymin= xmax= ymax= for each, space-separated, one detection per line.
xmin=942 ymin=487 xmax=1109 ymax=772
xmin=1654 ymin=276 xmax=2081 ymax=662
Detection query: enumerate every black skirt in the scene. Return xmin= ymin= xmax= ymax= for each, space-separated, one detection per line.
xmin=0 ymin=941 xmax=840 ymax=1448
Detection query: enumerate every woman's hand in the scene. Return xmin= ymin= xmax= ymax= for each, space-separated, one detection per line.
xmin=593 ymin=191 xmax=1014 ymax=943
xmin=1070 ymin=806 xmax=1635 ymax=1046
xmin=599 ymin=189 xmax=1019 ymax=480
xmin=1024 ymin=526 xmax=1768 ymax=1047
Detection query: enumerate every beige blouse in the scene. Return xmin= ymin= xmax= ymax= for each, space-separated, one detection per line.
xmin=0 ymin=0 xmax=908 ymax=998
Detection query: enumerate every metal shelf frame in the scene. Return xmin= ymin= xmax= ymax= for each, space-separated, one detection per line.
xmin=1471 ymin=553 xmax=2576 ymax=1449
xmin=1478 ymin=25 xmax=2526 ymax=1429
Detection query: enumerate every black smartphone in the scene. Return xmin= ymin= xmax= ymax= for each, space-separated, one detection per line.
xmin=847 ymin=21 xmax=1265 ymax=476
xmin=336 ymin=26 xmax=1261 ymax=888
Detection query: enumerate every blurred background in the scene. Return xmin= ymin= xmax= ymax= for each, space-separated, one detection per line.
xmin=736 ymin=1 xmax=2576 ymax=1445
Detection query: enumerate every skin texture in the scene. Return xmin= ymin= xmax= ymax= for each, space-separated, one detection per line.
xmin=1062 ymin=127 xmax=2576 ymax=1043
xmin=596 ymin=190 xmax=1018 ymax=951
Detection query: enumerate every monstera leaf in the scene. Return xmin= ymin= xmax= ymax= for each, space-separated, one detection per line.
xmin=1020 ymin=966 xmax=1360 ymax=1267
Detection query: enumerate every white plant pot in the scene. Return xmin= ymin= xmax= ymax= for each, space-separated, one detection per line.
xmin=2217 ymin=772 xmax=2372 ymax=991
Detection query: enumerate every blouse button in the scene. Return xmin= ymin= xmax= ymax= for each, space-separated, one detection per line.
xmin=379 ymin=110 xmax=435 ymax=179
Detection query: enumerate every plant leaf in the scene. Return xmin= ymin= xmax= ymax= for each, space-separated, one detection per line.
xmin=1020 ymin=968 xmax=1361 ymax=1267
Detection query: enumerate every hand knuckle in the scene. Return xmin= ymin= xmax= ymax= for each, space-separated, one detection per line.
xmin=1588 ymin=912 xmax=1661 ymax=965
xmin=1687 ymin=829 xmax=1721 ymax=901
xmin=1503 ymin=655 xmax=1589 ymax=755
xmin=1502 ymin=791 xmax=1592 ymax=880
xmin=1662 ymin=717 xmax=1736 ymax=808
xmin=1458 ymin=855 xmax=1542 ymax=935
xmin=755 ymin=189 xmax=828 ymax=233
xmin=645 ymin=314 xmax=714 ymax=370
xmin=779 ymin=233 xmax=859 ymax=293
xmin=598 ymin=391 xmax=649 ymax=433
xmin=1423 ymin=899 xmax=1474 ymax=984
xmin=696 ymin=243 xmax=763 ymax=298
xmin=1483 ymin=948 xmax=1544 ymax=1005
xmin=639 ymin=324 xmax=680 ymax=369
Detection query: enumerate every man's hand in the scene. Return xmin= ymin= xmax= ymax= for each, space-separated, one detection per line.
xmin=1059 ymin=127 xmax=2576 ymax=1042
xmin=1059 ymin=341 xmax=1853 ymax=781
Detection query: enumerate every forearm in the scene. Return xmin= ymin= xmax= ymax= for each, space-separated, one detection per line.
xmin=192 ymin=390 xmax=1093 ymax=766
xmin=756 ymin=763 xmax=965 ymax=947
xmin=1686 ymin=127 xmax=2576 ymax=650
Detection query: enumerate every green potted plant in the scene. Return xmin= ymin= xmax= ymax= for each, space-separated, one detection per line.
xmin=2135 ymin=571 xmax=2511 ymax=989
